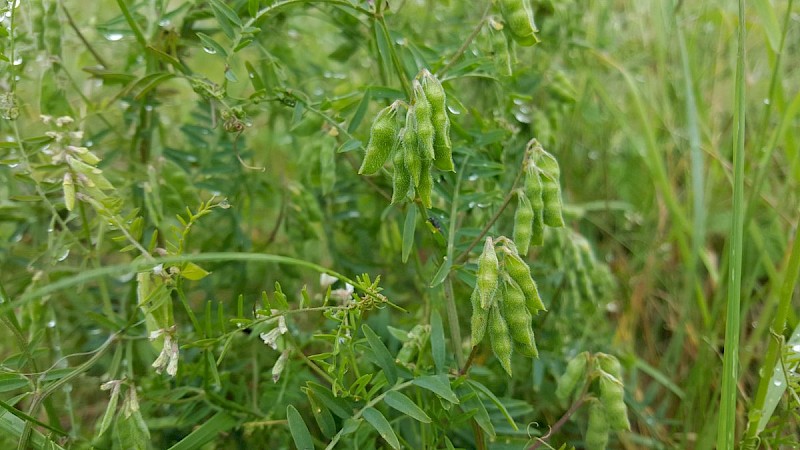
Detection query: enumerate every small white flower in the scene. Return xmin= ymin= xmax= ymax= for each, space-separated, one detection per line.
xmin=55 ymin=116 xmax=74 ymax=127
xmin=331 ymin=283 xmax=354 ymax=302
xmin=319 ymin=273 xmax=338 ymax=288
xmin=152 ymin=264 xmax=164 ymax=276
xmin=259 ymin=313 xmax=288 ymax=350
xmin=40 ymin=115 xmax=53 ymax=124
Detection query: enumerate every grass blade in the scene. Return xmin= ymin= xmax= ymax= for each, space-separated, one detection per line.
xmin=716 ymin=0 xmax=746 ymax=447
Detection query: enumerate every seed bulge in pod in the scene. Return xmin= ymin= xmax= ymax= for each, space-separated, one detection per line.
xmin=391 ymin=137 xmax=412 ymax=204
xmin=500 ymin=275 xmax=536 ymax=354
xmin=417 ymin=160 xmax=433 ymax=208
xmin=359 ymin=102 xmax=400 ymax=175
xmin=504 ymin=251 xmax=546 ymax=314
xmin=412 ymin=80 xmax=435 ymax=161
xmin=421 ymin=71 xmax=454 ymax=172
xmin=402 ymin=110 xmax=423 ymax=187
xmin=513 ymin=190 xmax=534 ymax=255
xmin=555 ymin=351 xmax=588 ymax=401
xmin=524 ymin=166 xmax=545 ymax=246
xmin=585 ymin=400 xmax=610 ymax=450
xmin=499 ymin=0 xmax=539 ymax=47
xmin=476 ymin=237 xmax=500 ymax=309
xmin=600 ymin=373 xmax=631 ymax=431
xmin=470 ymin=289 xmax=488 ymax=345
xmin=530 ymin=140 xmax=565 ymax=227
xmin=489 ymin=304 xmax=513 ymax=376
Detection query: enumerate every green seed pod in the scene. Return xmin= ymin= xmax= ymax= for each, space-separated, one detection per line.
xmin=470 ymin=289 xmax=488 ymax=345
xmin=412 ymin=81 xmax=435 ymax=161
xmin=555 ymin=352 xmax=589 ymax=401
xmin=499 ymin=0 xmax=539 ymax=47
xmin=417 ymin=160 xmax=433 ymax=208
xmin=62 ymin=172 xmax=75 ymax=211
xmin=585 ymin=400 xmax=610 ymax=450
xmin=421 ymin=71 xmax=454 ymax=171
xmin=524 ymin=166 xmax=545 ymax=246
xmin=391 ymin=141 xmax=412 ymax=204
xmin=501 ymin=275 xmax=538 ymax=357
xmin=402 ymin=111 xmax=423 ymax=186
xmin=600 ymin=373 xmax=631 ymax=431
xmin=489 ymin=304 xmax=513 ymax=376
xmin=531 ymin=108 xmax=553 ymax=148
xmin=531 ymin=141 xmax=565 ymax=227
xmin=513 ymin=190 xmax=534 ymax=255
xmin=477 ymin=237 xmax=500 ymax=309
xmin=489 ymin=19 xmax=513 ymax=77
xmin=359 ymin=102 xmax=399 ymax=175
xmin=596 ymin=353 xmax=622 ymax=379
xmin=503 ymin=252 xmax=546 ymax=314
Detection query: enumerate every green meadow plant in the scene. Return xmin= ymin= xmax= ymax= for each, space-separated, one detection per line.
xmin=0 ymin=0 xmax=797 ymax=449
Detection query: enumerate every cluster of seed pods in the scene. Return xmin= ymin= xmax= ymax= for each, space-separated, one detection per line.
xmin=359 ymin=70 xmax=454 ymax=208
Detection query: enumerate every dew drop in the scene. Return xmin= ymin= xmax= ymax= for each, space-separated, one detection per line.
xmin=763 ymin=98 xmax=770 ymax=105
xmin=792 ymin=344 xmax=800 ymax=353
xmin=159 ymin=19 xmax=171 ymax=27
xmin=202 ymin=46 xmax=217 ymax=54
xmin=773 ymin=380 xmax=783 ymax=387
xmin=57 ymin=249 xmax=70 ymax=262
xmin=468 ymin=174 xmax=478 ymax=181
xmin=12 ymin=56 xmax=22 ymax=66
xmin=46 ymin=320 xmax=56 ymax=328
xmin=104 ymin=32 xmax=124 ymax=41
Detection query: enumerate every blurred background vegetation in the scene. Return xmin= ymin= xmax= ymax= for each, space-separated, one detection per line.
xmin=0 ymin=0 xmax=798 ymax=448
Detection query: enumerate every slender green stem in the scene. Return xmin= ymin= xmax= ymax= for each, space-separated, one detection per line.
xmin=437 ymin=1 xmax=492 ymax=77
xmin=443 ymin=158 xmax=470 ymax=367
xmin=324 ymin=380 xmax=415 ymax=450
xmin=743 ymin=223 xmax=800 ymax=443
xmin=455 ymin=157 xmax=526 ymax=265
xmin=114 ymin=0 xmax=148 ymax=50
xmin=716 ymin=0 xmax=746 ymax=447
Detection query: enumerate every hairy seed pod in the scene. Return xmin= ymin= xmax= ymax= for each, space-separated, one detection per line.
xmin=501 ymin=275 xmax=538 ymax=357
xmin=413 ymin=81 xmax=435 ymax=161
xmin=499 ymin=0 xmax=539 ymax=47
xmin=555 ymin=352 xmax=589 ymax=401
xmin=530 ymin=141 xmax=565 ymax=227
xmin=477 ymin=237 xmax=500 ymax=309
xmin=489 ymin=19 xmax=513 ymax=77
xmin=514 ymin=339 xmax=538 ymax=358
xmin=391 ymin=140 xmax=412 ymax=204
xmin=417 ymin=160 xmax=433 ymax=208
xmin=359 ymin=102 xmax=399 ymax=175
xmin=489 ymin=304 xmax=513 ymax=376
xmin=585 ymin=400 xmax=610 ymax=450
xmin=402 ymin=112 xmax=423 ymax=187
xmin=62 ymin=172 xmax=75 ymax=211
xmin=470 ymin=289 xmax=488 ymax=345
xmin=513 ymin=190 xmax=534 ymax=255
xmin=524 ymin=166 xmax=545 ymax=246
xmin=600 ymin=373 xmax=631 ymax=431
xmin=596 ymin=353 xmax=623 ymax=379
xmin=504 ymin=252 xmax=546 ymax=313
xmin=421 ymin=71 xmax=454 ymax=171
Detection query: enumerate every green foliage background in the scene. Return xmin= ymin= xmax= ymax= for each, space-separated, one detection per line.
xmin=0 ymin=0 xmax=798 ymax=449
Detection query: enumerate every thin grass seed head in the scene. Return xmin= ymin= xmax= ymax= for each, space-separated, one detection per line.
xmin=477 ymin=237 xmax=500 ymax=309
xmin=359 ymin=102 xmax=400 ymax=175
